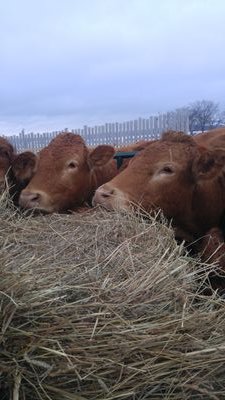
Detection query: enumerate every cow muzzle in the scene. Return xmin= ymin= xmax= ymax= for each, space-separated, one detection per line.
xmin=19 ymin=189 xmax=52 ymax=212
xmin=92 ymin=183 xmax=128 ymax=210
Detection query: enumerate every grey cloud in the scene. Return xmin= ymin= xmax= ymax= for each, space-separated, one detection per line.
xmin=0 ymin=0 xmax=225 ymax=134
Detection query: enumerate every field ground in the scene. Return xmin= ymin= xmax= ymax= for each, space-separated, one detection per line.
xmin=1 ymin=195 xmax=225 ymax=400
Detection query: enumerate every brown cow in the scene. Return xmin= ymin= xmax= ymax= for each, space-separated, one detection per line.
xmin=93 ymin=131 xmax=225 ymax=289
xmin=17 ymin=132 xmax=152 ymax=213
xmin=0 ymin=136 xmax=15 ymax=193
xmin=94 ymin=130 xmax=225 ymax=235
xmin=194 ymin=126 xmax=225 ymax=149
xmin=0 ymin=136 xmax=37 ymax=203
xmin=10 ymin=151 xmax=37 ymax=204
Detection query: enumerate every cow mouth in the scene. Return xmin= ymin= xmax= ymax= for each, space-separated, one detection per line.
xmin=19 ymin=189 xmax=58 ymax=213
xmin=18 ymin=199 xmax=55 ymax=214
xmin=21 ymin=207 xmax=51 ymax=216
xmin=92 ymin=194 xmax=130 ymax=211
xmin=19 ymin=200 xmax=74 ymax=215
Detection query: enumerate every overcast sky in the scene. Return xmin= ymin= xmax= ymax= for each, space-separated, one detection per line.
xmin=1 ymin=0 xmax=225 ymax=134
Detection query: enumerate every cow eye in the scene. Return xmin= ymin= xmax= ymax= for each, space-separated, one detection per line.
xmin=162 ymin=166 xmax=174 ymax=173
xmin=160 ymin=165 xmax=175 ymax=175
xmin=67 ymin=161 xmax=78 ymax=169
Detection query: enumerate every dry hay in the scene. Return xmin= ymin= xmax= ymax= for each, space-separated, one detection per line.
xmin=0 ymin=194 xmax=225 ymax=400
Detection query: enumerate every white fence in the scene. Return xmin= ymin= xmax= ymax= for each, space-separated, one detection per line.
xmin=5 ymin=109 xmax=189 ymax=152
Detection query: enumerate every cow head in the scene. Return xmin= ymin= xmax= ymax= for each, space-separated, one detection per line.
xmin=0 ymin=137 xmax=15 ymax=194
xmin=18 ymin=133 xmax=115 ymax=213
xmin=93 ymin=131 xmax=225 ymax=236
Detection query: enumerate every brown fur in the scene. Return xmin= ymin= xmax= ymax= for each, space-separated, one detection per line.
xmin=197 ymin=227 xmax=225 ymax=293
xmin=0 ymin=137 xmax=15 ymax=192
xmin=0 ymin=136 xmax=41 ymax=203
xmin=194 ymin=127 xmax=225 ymax=149
xmin=162 ymin=130 xmax=195 ymax=145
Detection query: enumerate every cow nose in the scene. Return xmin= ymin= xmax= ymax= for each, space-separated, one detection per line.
xmin=19 ymin=190 xmax=41 ymax=209
xmin=99 ymin=187 xmax=115 ymax=198
xmin=92 ymin=185 xmax=115 ymax=206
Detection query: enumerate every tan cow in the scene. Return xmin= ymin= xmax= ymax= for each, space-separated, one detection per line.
xmin=17 ymin=132 xmax=153 ymax=213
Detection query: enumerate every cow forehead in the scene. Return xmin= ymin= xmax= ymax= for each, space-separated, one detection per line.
xmin=39 ymin=134 xmax=88 ymax=164
xmin=50 ymin=132 xmax=85 ymax=147
xmin=130 ymin=141 xmax=198 ymax=166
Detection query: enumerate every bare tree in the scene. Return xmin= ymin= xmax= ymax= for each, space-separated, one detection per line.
xmin=220 ymin=109 xmax=225 ymax=125
xmin=188 ymin=100 xmax=221 ymax=134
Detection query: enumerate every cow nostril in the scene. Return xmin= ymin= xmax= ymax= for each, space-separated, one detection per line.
xmin=101 ymin=189 xmax=114 ymax=198
xmin=21 ymin=191 xmax=41 ymax=206
xmin=30 ymin=193 xmax=40 ymax=202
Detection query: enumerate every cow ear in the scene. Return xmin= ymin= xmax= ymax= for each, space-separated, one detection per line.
xmin=88 ymin=145 xmax=115 ymax=168
xmin=12 ymin=151 xmax=37 ymax=182
xmin=192 ymin=148 xmax=225 ymax=180
xmin=0 ymin=143 xmax=14 ymax=160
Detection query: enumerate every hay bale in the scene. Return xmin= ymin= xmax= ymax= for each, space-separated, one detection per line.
xmin=1 ymin=197 xmax=225 ymax=399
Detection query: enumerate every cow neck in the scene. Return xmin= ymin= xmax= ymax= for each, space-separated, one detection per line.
xmin=85 ymin=168 xmax=100 ymax=207
xmin=89 ymin=166 xmax=109 ymax=193
xmin=193 ymin=176 xmax=225 ymax=233
xmin=89 ymin=168 xmax=98 ymax=194
xmin=217 ymin=175 xmax=225 ymax=235
xmin=89 ymin=159 xmax=118 ymax=198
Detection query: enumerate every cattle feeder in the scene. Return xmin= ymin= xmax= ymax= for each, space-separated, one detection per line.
xmin=113 ymin=151 xmax=137 ymax=169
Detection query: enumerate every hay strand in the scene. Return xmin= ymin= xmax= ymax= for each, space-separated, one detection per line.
xmin=0 ymin=197 xmax=225 ymax=399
